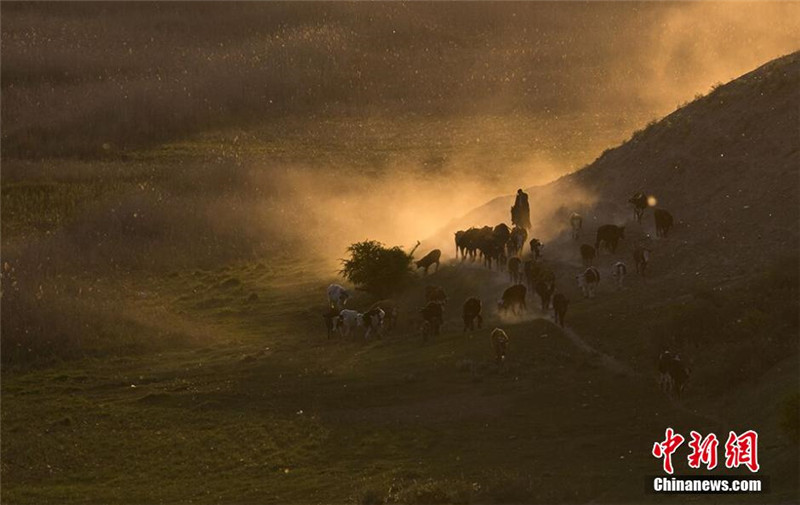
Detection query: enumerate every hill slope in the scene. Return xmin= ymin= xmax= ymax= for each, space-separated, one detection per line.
xmin=443 ymin=51 xmax=799 ymax=278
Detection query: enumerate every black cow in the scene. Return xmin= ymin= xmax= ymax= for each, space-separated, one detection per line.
xmin=523 ymin=260 xmax=537 ymax=291
xmin=629 ymin=192 xmax=649 ymax=223
xmin=595 ymin=225 xmax=625 ymax=253
xmin=455 ymin=230 xmax=467 ymax=259
xmin=415 ymin=249 xmax=441 ymax=275
xmin=490 ymin=328 xmax=510 ymax=365
xmin=529 ymin=238 xmax=543 ymax=260
xmin=658 ymin=351 xmax=690 ymax=397
xmin=462 ymin=297 xmax=483 ymax=333
xmin=425 ymin=285 xmax=448 ymax=305
xmin=498 ymin=284 xmax=527 ymax=315
xmin=580 ymin=244 xmax=596 ymax=266
xmin=507 ymin=257 xmax=522 ymax=284
xmin=420 ymin=301 xmax=444 ymax=340
xmin=570 ymin=212 xmax=583 ymax=240
xmin=654 ymin=208 xmax=674 ymax=238
xmin=534 ymin=280 xmax=555 ymax=311
xmin=493 ymin=223 xmax=511 ymax=245
xmin=633 ymin=246 xmax=651 ymax=276
xmin=552 ymin=293 xmax=569 ymax=328
xmin=508 ymin=226 xmax=528 ymax=257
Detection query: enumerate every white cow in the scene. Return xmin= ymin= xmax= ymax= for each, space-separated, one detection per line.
xmin=337 ymin=309 xmax=362 ymax=337
xmin=576 ymin=266 xmax=600 ymax=298
xmin=611 ymin=262 xmax=627 ymax=290
xmin=327 ymin=284 xmax=350 ymax=310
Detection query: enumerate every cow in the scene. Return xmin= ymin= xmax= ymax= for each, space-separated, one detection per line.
xmin=580 ymin=244 xmax=596 ymax=266
xmin=523 ymin=260 xmax=537 ymax=291
xmin=633 ymin=247 xmax=651 ymax=276
xmin=498 ymin=284 xmax=527 ymax=315
xmin=507 ymin=257 xmax=522 ymax=284
xmin=508 ymin=226 xmax=528 ymax=257
xmin=474 ymin=226 xmax=494 ymax=263
xmin=425 ymin=285 xmax=447 ymax=305
xmin=337 ymin=309 xmax=362 ymax=337
xmin=327 ymin=284 xmax=349 ymax=310
xmin=552 ymin=293 xmax=569 ymax=328
xmin=611 ymin=261 xmax=627 ymax=289
xmin=462 ymin=297 xmax=483 ymax=333
xmin=490 ymin=328 xmax=510 ymax=365
xmin=361 ymin=307 xmax=385 ymax=339
xmin=369 ymin=300 xmax=398 ymax=331
xmin=654 ymin=208 xmax=674 ymax=238
xmin=420 ymin=301 xmax=444 ymax=340
xmin=322 ymin=308 xmax=339 ymax=339
xmin=534 ymin=280 xmax=555 ymax=311
xmin=629 ymin=192 xmax=649 ymax=223
xmin=492 ymin=223 xmax=511 ymax=250
xmin=595 ymin=225 xmax=625 ymax=254
xmin=461 ymin=227 xmax=483 ymax=262
xmin=570 ymin=212 xmax=583 ymax=240
xmin=658 ymin=351 xmax=690 ymax=397
xmin=415 ymin=249 xmax=441 ymax=275
xmin=576 ymin=266 xmax=600 ymax=298
xmin=529 ymin=238 xmax=543 ymax=261
xmin=455 ymin=230 xmax=467 ymax=259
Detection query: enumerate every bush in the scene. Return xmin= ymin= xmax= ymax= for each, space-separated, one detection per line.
xmin=340 ymin=240 xmax=414 ymax=297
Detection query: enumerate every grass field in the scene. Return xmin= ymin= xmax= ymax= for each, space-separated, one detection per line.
xmin=0 ymin=51 xmax=799 ymax=504
xmin=2 ymin=188 xmax=798 ymax=504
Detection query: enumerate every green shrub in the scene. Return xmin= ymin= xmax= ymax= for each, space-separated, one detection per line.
xmin=340 ymin=240 xmax=414 ymax=297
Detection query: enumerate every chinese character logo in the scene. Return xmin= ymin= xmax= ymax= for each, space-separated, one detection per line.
xmin=652 ymin=428 xmax=685 ymax=474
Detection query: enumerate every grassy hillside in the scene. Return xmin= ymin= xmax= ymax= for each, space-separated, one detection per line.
xmin=1 ymin=17 xmax=798 ymax=505
xmin=447 ymin=52 xmax=799 ymax=267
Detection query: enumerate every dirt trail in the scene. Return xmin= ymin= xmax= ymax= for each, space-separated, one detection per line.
xmin=557 ymin=323 xmax=636 ymax=377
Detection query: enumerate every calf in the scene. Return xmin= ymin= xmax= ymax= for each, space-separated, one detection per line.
xmin=576 ymin=266 xmax=600 ymax=298
xmin=658 ymin=351 xmax=690 ymax=397
xmin=535 ymin=280 xmax=555 ymax=311
xmin=654 ymin=208 xmax=674 ymax=238
xmin=490 ymin=328 xmax=510 ymax=365
xmin=552 ymin=293 xmax=569 ymax=328
xmin=420 ymin=301 xmax=444 ymax=340
xmin=570 ymin=212 xmax=583 ymax=240
xmin=369 ymin=300 xmax=398 ymax=331
xmin=415 ymin=249 xmax=442 ymax=275
xmin=498 ymin=284 xmax=527 ymax=315
xmin=633 ymin=247 xmax=651 ymax=276
xmin=425 ymin=285 xmax=448 ymax=305
xmin=595 ymin=225 xmax=625 ymax=254
xmin=337 ymin=309 xmax=362 ymax=337
xmin=462 ymin=297 xmax=483 ymax=333
xmin=611 ymin=261 xmax=627 ymax=289
xmin=507 ymin=257 xmax=522 ymax=284
xmin=327 ymin=284 xmax=349 ymax=310
xmin=361 ymin=307 xmax=385 ymax=339
xmin=580 ymin=244 xmax=596 ymax=266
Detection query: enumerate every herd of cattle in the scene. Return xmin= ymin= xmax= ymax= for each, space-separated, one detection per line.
xmin=321 ymin=192 xmax=688 ymax=397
